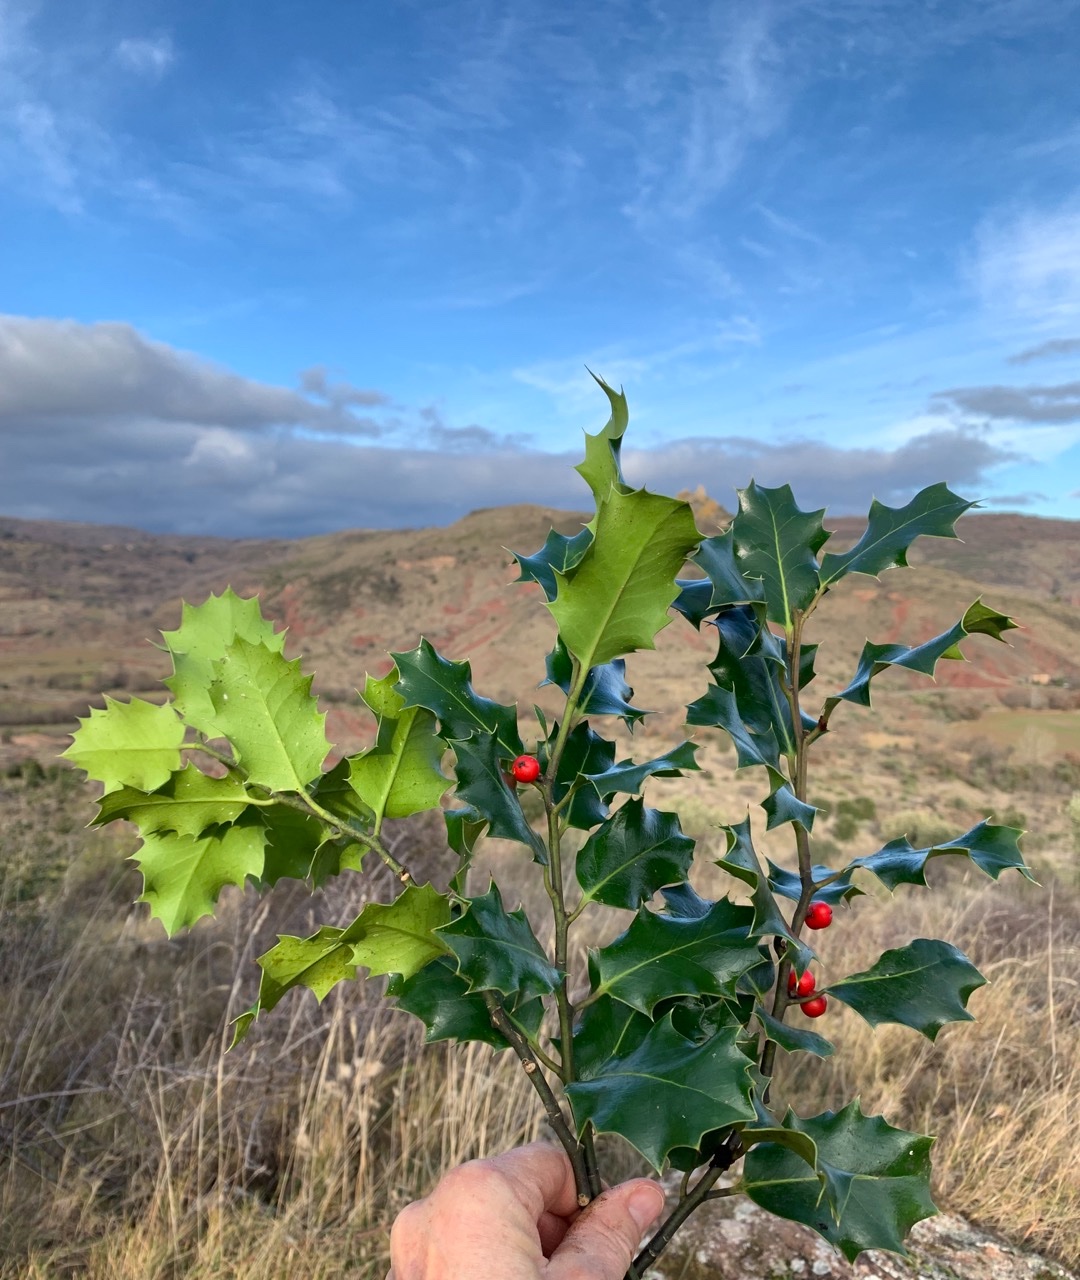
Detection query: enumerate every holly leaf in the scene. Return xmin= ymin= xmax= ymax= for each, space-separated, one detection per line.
xmin=820 ymin=484 xmax=975 ymax=587
xmin=388 ymin=956 xmax=544 ymax=1049
xmin=348 ymin=669 xmax=448 ymax=829
xmin=671 ymin=576 xmax=716 ymax=628
xmin=208 ymin=637 xmax=330 ymax=792
xmin=766 ymin=858 xmax=863 ymax=906
xmin=544 ymin=637 xmax=647 ymax=728
xmin=827 ymin=938 xmax=986 ymax=1040
xmin=731 ymin=482 xmax=829 ymax=631
xmin=449 ymin=733 xmax=547 ymax=859
xmin=761 ymin=785 xmax=818 ymax=834
xmin=691 ymin=527 xmax=767 ymax=614
xmin=545 ymin=720 xmax=617 ymax=831
xmin=134 ymin=818 xmax=267 ymax=935
xmin=162 ymin=588 xmax=285 ymax=736
xmin=849 ymin=819 xmax=1034 ymax=889
xmin=576 ymin=370 xmax=630 ymax=503
xmin=706 ymin=607 xmax=802 ymax=754
xmin=549 ymin=485 xmax=701 ymax=670
xmin=63 ymin=696 xmax=186 ymax=795
xmin=445 ymin=806 xmax=486 ymax=859
xmin=513 ymin=527 xmax=593 ymax=602
xmin=754 ymin=1006 xmax=835 ymax=1057
xmin=575 ymin=799 xmax=695 ymax=910
xmin=589 ymin=897 xmax=760 ymax=1014
xmin=232 ymin=884 xmax=451 ymax=1045
xmin=565 ymin=1014 xmax=755 ymax=1171
xmin=743 ymin=1101 xmax=937 ymax=1259
xmin=717 ymin=819 xmax=809 ymax=970
xmin=584 ymin=741 xmax=701 ymax=796
xmin=686 ymin=682 xmax=786 ymax=792
xmin=572 ymin=996 xmax=653 ymax=1079
xmin=439 ymin=881 xmax=560 ymax=999
xmin=392 ymin=638 xmax=523 ymax=759
xmin=91 ymin=764 xmax=252 ymax=838
xmin=255 ymin=802 xmax=340 ymax=887
xmin=825 ymin=599 xmax=1017 ymax=713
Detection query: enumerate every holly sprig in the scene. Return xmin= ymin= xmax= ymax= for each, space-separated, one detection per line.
xmin=66 ymin=373 xmax=1032 ymax=1277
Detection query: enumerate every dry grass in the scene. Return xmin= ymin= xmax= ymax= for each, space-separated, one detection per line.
xmin=2 ymin=765 xmax=1078 ymax=1275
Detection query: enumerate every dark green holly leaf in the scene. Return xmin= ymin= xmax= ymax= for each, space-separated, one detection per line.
xmin=512 ymin=527 xmax=594 ymax=601
xmin=549 ymin=485 xmax=701 ymax=671
xmin=388 ymin=956 xmax=544 ymax=1049
xmin=850 ymin=819 xmax=1034 ymax=889
xmin=91 ymin=764 xmax=251 ymax=838
xmin=565 ymin=1013 xmax=755 ymax=1171
xmin=572 ymin=995 xmax=653 ymax=1079
xmin=755 ymin=1005 xmax=835 ymax=1057
xmin=439 ymin=881 xmax=560 ymax=999
xmin=575 ymin=799 xmax=695 ymax=910
xmin=135 ymin=817 xmax=267 ymax=935
xmin=660 ymin=881 xmax=713 ymax=919
xmin=828 ymin=938 xmax=986 ymax=1040
xmin=209 ymin=638 xmax=330 ymax=792
xmin=449 ymin=733 xmax=547 ymax=860
xmin=766 ymin=859 xmax=862 ymax=906
xmin=820 ymin=484 xmax=975 ymax=587
xmin=739 ymin=1102 xmax=851 ymax=1221
xmin=392 ymin=638 xmax=523 ymax=759
xmin=762 ymin=785 xmax=818 ymax=833
xmin=589 ymin=897 xmax=759 ymax=1013
xmin=718 ymin=819 xmax=806 ymax=954
xmin=736 ymin=945 xmax=777 ymax=999
xmin=63 ymin=696 xmax=186 ymax=795
xmin=743 ymin=1101 xmax=937 ymax=1259
xmin=692 ymin=528 xmax=767 ymax=612
xmin=445 ymin=806 xmax=486 ymax=859
xmin=584 ymin=740 xmax=701 ymax=796
xmin=671 ymin=576 xmax=716 ymax=627
xmin=543 ymin=637 xmax=647 ymax=728
xmin=686 ymin=682 xmax=784 ymax=789
xmin=256 ymin=802 xmax=334 ymax=886
xmin=707 ymin=606 xmax=797 ymax=753
xmin=824 ymin=599 xmax=1017 ymax=713
xmin=545 ymin=720 xmax=616 ymax=830
xmin=731 ymin=482 xmax=829 ymax=631
xmin=575 ymin=370 xmax=630 ymax=503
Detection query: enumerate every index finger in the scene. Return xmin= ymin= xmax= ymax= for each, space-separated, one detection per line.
xmin=484 ymin=1141 xmax=582 ymax=1221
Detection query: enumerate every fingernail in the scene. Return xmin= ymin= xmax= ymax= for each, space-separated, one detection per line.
xmin=627 ymin=1184 xmax=665 ymax=1232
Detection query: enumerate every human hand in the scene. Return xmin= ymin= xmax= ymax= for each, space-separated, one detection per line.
xmin=387 ymin=1141 xmax=666 ymax=1279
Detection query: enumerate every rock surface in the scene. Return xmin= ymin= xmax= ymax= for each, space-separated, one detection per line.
xmin=643 ymin=1184 xmax=1075 ymax=1280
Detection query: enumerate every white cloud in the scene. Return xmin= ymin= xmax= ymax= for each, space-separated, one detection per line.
xmin=970 ymin=200 xmax=1080 ymax=321
xmin=115 ymin=36 xmax=175 ymax=79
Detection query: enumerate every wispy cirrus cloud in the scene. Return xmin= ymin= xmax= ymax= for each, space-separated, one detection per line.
xmin=115 ymin=36 xmax=175 ymax=79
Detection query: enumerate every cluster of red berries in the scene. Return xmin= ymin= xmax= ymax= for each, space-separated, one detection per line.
xmin=790 ymin=900 xmax=833 ymax=1018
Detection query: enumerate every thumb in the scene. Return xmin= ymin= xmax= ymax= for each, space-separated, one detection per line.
xmin=548 ymin=1180 xmax=665 ymax=1280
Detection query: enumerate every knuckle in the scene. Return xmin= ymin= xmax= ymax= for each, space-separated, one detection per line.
xmin=435 ymin=1160 xmax=504 ymax=1201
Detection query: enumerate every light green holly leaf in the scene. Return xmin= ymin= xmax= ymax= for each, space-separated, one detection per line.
xmin=134 ymin=818 xmax=267 ymax=934
xmin=348 ymin=668 xmax=449 ymax=830
xmin=91 ymin=764 xmax=252 ymax=838
xmin=63 ymin=696 xmax=186 ymax=795
xmin=208 ymin=637 xmax=330 ymax=792
xmin=576 ymin=370 xmax=630 ymax=503
xmin=162 ymin=588 xmax=285 ymax=736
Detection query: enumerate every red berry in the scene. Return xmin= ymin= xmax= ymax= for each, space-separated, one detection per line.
xmin=801 ymin=995 xmax=828 ymax=1018
xmin=805 ymin=901 xmax=833 ymax=930
xmin=511 ymin=754 xmax=541 ymax=784
xmin=788 ymin=970 xmax=816 ymax=997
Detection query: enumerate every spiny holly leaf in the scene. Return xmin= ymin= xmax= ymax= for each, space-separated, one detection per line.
xmin=209 ymin=637 xmax=330 ymax=792
xmin=739 ymin=1102 xmax=851 ymax=1223
xmin=671 ymin=576 xmax=716 ymax=628
xmin=348 ymin=669 xmax=448 ymax=829
xmin=134 ymin=818 xmax=267 ymax=935
xmin=690 ymin=527 xmax=767 ymax=615
xmin=589 ymin=897 xmax=760 ymax=1013
xmin=449 ymin=733 xmax=547 ymax=859
xmin=392 ymin=638 xmax=523 ymax=759
xmin=162 ymin=588 xmax=285 ymax=736
xmin=576 ymin=370 xmax=630 ymax=503
xmin=762 ymin=785 xmax=818 ymax=834
xmin=731 ymin=482 xmax=829 ymax=631
xmin=549 ymin=485 xmax=701 ymax=670
xmin=63 ymin=697 xmax=186 ymax=795
xmin=583 ymin=740 xmax=701 ymax=796
xmin=512 ymin=527 xmax=593 ymax=602
xmin=565 ymin=1014 xmax=755 ymax=1171
xmin=825 ymin=599 xmax=1017 ymax=713
xmin=766 ymin=858 xmax=863 ymax=907
xmin=850 ymin=819 xmax=1034 ymax=889
xmin=232 ymin=885 xmax=451 ymax=1045
xmin=572 ymin=996 xmax=653 ymax=1079
xmin=91 ymin=764 xmax=252 ymax=838
xmin=544 ymin=637 xmax=647 ymax=728
xmin=827 ymin=938 xmax=986 ymax=1040
xmin=387 ymin=956 xmax=544 ymax=1049
xmin=255 ymin=802 xmax=339 ymax=887
xmin=439 ymin=881 xmax=560 ymax=999
xmin=544 ymin=720 xmax=617 ymax=831
xmin=445 ymin=806 xmax=486 ymax=859
xmin=575 ymin=799 xmax=695 ymax=910
xmin=820 ymin=484 xmax=975 ymax=587
xmin=743 ymin=1101 xmax=937 ymax=1259
xmin=717 ymin=819 xmax=809 ymax=971
xmin=755 ymin=1006 xmax=834 ymax=1057
xmin=686 ymin=682 xmax=787 ymax=797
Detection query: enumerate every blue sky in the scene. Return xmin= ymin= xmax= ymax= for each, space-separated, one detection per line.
xmin=2 ymin=0 xmax=1080 ymax=536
